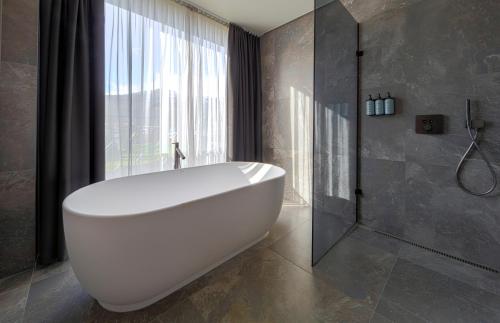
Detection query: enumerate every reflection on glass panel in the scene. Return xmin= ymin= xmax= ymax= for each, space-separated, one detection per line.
xmin=290 ymin=86 xmax=313 ymax=204
xmin=314 ymin=102 xmax=354 ymax=200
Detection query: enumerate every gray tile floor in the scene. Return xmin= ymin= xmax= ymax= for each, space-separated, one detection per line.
xmin=1 ymin=205 xmax=500 ymax=322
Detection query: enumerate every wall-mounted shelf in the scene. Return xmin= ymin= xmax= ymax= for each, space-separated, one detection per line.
xmin=366 ymin=92 xmax=395 ymax=117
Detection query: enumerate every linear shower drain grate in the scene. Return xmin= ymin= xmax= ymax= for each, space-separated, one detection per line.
xmin=373 ymin=229 xmax=500 ymax=274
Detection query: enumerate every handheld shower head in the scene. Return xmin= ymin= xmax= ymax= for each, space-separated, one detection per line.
xmin=465 ymin=99 xmax=485 ymax=130
xmin=456 ymin=99 xmax=497 ymax=196
xmin=465 ymin=99 xmax=471 ymax=128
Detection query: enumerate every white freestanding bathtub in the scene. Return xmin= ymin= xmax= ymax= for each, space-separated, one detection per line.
xmin=63 ymin=162 xmax=285 ymax=312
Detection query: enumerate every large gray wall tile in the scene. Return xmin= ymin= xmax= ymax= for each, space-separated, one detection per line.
xmin=0 ymin=169 xmax=36 ymax=277
xmin=340 ymin=0 xmax=425 ymax=23
xmin=360 ymin=158 xmax=406 ymax=235
xmin=1 ymin=0 xmax=37 ymax=65
xmin=358 ymin=0 xmax=500 ymax=270
xmin=0 ymin=61 xmax=37 ymax=172
xmin=0 ymin=0 xmax=38 ymax=278
xmin=261 ymin=13 xmax=313 ymax=204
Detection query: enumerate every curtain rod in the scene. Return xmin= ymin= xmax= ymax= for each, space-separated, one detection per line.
xmin=174 ymin=0 xmax=230 ymax=27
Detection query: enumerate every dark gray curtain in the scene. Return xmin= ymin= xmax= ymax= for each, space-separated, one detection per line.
xmin=228 ymin=24 xmax=262 ymax=162
xmin=37 ymin=0 xmax=105 ymax=265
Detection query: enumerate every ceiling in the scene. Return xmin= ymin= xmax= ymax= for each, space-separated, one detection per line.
xmin=186 ymin=0 xmax=314 ymax=36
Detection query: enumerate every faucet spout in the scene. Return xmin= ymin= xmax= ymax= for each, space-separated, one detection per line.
xmin=172 ymin=142 xmax=186 ymax=169
xmin=175 ymin=147 xmax=186 ymax=160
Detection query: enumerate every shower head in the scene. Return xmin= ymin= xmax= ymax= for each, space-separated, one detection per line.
xmin=456 ymin=98 xmax=497 ymax=196
xmin=464 ymin=99 xmax=485 ymax=130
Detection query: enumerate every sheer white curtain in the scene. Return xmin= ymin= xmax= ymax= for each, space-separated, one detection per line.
xmin=105 ymin=0 xmax=228 ymax=179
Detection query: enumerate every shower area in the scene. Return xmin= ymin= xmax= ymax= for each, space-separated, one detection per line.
xmin=311 ymin=0 xmax=500 ymax=319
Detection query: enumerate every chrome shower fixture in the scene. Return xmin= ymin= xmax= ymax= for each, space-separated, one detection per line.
xmin=455 ymin=99 xmax=497 ymax=196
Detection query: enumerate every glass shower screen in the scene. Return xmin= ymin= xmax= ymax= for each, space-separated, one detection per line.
xmin=312 ymin=0 xmax=358 ymax=265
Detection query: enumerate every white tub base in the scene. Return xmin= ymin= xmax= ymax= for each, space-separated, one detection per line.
xmin=98 ymin=232 xmax=268 ymax=312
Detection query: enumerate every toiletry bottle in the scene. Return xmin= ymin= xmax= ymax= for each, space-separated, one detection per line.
xmin=366 ymin=95 xmax=375 ymax=116
xmin=384 ymin=92 xmax=395 ymax=115
xmin=375 ymin=93 xmax=385 ymax=115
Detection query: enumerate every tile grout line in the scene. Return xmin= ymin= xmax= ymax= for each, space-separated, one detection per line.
xmin=368 ymin=254 xmax=398 ymax=323
xmin=269 ymin=218 xmax=310 ymax=248
xmin=368 ymin=256 xmax=432 ymax=323
xmin=378 ymin=298 xmax=432 ymax=323
xmin=267 ymin=216 xmax=311 ymax=271
xmin=356 ymin=227 xmax=429 ymax=322
xmin=268 ymin=222 xmax=404 ymax=310
xmin=267 ymin=245 xmax=377 ymax=317
xmin=264 ymin=208 xmax=310 ymax=251
xmin=20 ymin=258 xmax=37 ymax=322
xmin=357 ymin=227 xmax=500 ymax=322
xmin=267 ymin=247 xmax=314 ymax=277
xmin=363 ymin=225 xmax=500 ymax=298
xmin=267 ymin=245 xmax=359 ymax=296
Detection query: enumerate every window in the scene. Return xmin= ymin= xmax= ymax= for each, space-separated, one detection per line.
xmin=105 ymin=0 xmax=228 ymax=179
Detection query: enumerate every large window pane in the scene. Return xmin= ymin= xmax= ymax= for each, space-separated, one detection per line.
xmin=105 ymin=0 xmax=228 ymax=179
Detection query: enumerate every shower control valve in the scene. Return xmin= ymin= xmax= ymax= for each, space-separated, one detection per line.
xmin=415 ymin=115 xmax=444 ymax=134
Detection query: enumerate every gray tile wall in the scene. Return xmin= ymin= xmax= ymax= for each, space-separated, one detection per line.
xmin=0 ymin=0 xmax=38 ymax=278
xmin=355 ymin=0 xmax=500 ymax=270
xmin=260 ymin=13 xmax=314 ymax=205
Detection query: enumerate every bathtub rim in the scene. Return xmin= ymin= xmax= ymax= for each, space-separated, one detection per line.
xmin=63 ymin=162 xmax=285 ymax=219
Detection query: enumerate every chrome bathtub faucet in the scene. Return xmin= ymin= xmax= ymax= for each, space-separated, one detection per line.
xmin=173 ymin=142 xmax=186 ymax=169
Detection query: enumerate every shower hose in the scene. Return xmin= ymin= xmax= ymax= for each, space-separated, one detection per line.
xmin=455 ymin=100 xmax=497 ymax=196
